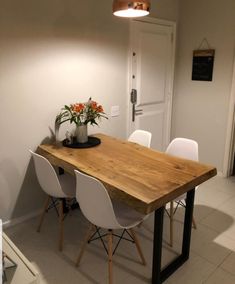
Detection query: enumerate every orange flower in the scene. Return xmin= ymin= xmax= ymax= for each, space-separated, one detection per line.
xmin=97 ymin=105 xmax=104 ymax=113
xmin=90 ymin=101 xmax=98 ymax=110
xmin=72 ymin=103 xmax=84 ymax=113
xmin=56 ymin=98 xmax=108 ymax=127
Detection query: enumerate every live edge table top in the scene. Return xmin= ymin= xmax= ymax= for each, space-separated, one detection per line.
xmin=37 ymin=133 xmax=217 ymax=215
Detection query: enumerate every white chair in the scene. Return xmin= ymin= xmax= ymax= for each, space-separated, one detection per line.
xmin=128 ymin=129 xmax=152 ymax=229
xmin=30 ymin=150 xmax=75 ymax=251
xmin=128 ymin=129 xmax=152 ymax=148
xmin=165 ymin=138 xmax=198 ymax=247
xmin=74 ymin=170 xmax=147 ymax=284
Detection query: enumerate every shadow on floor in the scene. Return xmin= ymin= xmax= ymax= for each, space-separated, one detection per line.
xmin=4 ymin=203 xmax=235 ymax=284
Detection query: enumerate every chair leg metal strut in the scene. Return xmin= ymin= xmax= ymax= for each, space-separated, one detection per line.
xmin=152 ymin=188 xmax=195 ymax=284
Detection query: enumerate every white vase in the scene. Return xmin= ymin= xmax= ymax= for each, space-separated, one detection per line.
xmin=76 ymin=124 xmax=88 ymax=143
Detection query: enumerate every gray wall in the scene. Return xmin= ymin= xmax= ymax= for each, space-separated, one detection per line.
xmin=0 ymin=0 xmax=179 ymax=223
xmin=172 ymin=0 xmax=235 ymax=171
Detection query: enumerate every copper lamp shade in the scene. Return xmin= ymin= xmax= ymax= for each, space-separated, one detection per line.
xmin=113 ymin=0 xmax=150 ymax=18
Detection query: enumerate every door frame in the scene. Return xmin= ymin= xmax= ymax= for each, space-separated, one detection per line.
xmin=126 ymin=17 xmax=177 ymax=149
xmin=223 ymin=54 xmax=235 ymax=177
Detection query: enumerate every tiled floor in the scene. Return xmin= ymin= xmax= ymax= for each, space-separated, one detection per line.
xmin=5 ymin=175 xmax=235 ymax=283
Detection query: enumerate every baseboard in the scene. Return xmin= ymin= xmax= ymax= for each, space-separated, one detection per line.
xmin=217 ymin=171 xmax=224 ymax=177
xmin=3 ymin=210 xmax=41 ymax=229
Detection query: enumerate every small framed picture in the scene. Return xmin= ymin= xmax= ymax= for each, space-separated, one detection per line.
xmin=192 ymin=49 xmax=215 ymax=81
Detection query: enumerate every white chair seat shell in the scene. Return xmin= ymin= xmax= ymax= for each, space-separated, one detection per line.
xmin=30 ymin=150 xmax=75 ymax=198
xmin=75 ymin=170 xmax=148 ymax=230
xmin=58 ymin=173 xmax=76 ymax=198
xmin=30 ymin=150 xmax=76 ymax=251
xmin=165 ymin=137 xmax=199 ymax=247
xmin=112 ymin=200 xmax=147 ymax=228
xmin=166 ymin=138 xmax=199 ymax=202
xmin=128 ymin=129 xmax=152 ymax=148
xmin=74 ymin=169 xmax=147 ymax=283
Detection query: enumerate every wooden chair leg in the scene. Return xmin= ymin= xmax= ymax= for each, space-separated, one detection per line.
xmin=59 ymin=199 xmax=64 ymax=251
xmin=129 ymin=228 xmax=146 ymax=265
xmin=76 ymin=224 xmax=95 ymax=267
xmin=169 ymin=201 xmax=174 ymax=247
xmin=107 ymin=230 xmax=113 ymax=284
xmin=192 ymin=216 xmax=197 ymax=229
xmin=37 ymin=196 xmax=50 ymax=232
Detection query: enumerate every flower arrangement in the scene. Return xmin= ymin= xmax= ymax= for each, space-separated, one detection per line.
xmin=56 ymin=98 xmax=108 ymax=126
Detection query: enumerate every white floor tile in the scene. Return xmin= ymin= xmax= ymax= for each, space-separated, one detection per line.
xmin=190 ymin=223 xmax=233 ymax=265
xmin=220 ymin=252 xmax=235 ymax=276
xmin=205 ymin=267 xmax=235 ymax=284
xmin=166 ymin=253 xmax=216 ymax=284
xmin=200 ymin=210 xmax=235 ymax=241
xmin=196 ymin=185 xmax=232 ymax=209
xmin=217 ymin=195 xmax=235 ymax=217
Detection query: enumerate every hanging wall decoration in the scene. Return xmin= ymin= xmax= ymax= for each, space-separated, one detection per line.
xmin=192 ymin=38 xmax=215 ymax=81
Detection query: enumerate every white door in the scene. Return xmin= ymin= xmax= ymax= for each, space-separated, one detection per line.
xmin=128 ymin=19 xmax=176 ymax=151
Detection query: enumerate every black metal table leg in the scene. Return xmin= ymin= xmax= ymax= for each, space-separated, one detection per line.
xmin=152 ymin=206 xmax=165 ymax=284
xmin=58 ymin=167 xmax=67 ymax=214
xmin=181 ymin=189 xmax=195 ymax=259
xmin=58 ymin=167 xmax=64 ymax=175
xmin=152 ymin=188 xmax=195 ymax=284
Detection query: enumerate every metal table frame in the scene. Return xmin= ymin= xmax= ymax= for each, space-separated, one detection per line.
xmin=152 ymin=189 xmax=195 ymax=283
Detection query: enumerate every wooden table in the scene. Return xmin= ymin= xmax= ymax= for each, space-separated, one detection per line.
xmin=37 ymin=133 xmax=217 ymax=283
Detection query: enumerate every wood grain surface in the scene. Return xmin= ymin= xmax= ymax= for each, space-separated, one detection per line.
xmin=37 ymin=134 xmax=217 ymax=214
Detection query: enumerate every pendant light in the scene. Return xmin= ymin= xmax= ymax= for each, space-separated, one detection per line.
xmin=113 ymin=0 xmax=150 ymax=18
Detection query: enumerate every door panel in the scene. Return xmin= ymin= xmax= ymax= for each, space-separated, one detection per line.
xmin=138 ymin=31 xmax=169 ymax=105
xmin=137 ymin=110 xmax=164 ymax=150
xmin=129 ymin=19 xmax=175 ymax=151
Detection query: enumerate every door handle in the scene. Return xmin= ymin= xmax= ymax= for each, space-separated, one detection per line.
xmin=135 ymin=109 xmax=143 ymax=116
xmin=130 ymin=90 xmax=143 ymax=120
xmin=131 ymin=89 xmax=137 ymax=122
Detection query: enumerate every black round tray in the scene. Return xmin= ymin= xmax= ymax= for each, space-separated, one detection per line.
xmin=62 ymin=136 xmax=101 ymax=148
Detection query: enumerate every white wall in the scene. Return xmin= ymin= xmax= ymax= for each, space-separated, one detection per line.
xmin=151 ymin=0 xmax=179 ymax=21
xmin=0 ymin=0 xmax=129 ymax=222
xmin=0 ymin=0 xmax=179 ymax=222
xmin=172 ymin=0 xmax=235 ymax=172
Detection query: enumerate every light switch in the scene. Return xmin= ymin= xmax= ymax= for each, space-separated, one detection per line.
xmin=111 ymin=105 xmax=120 ymax=117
